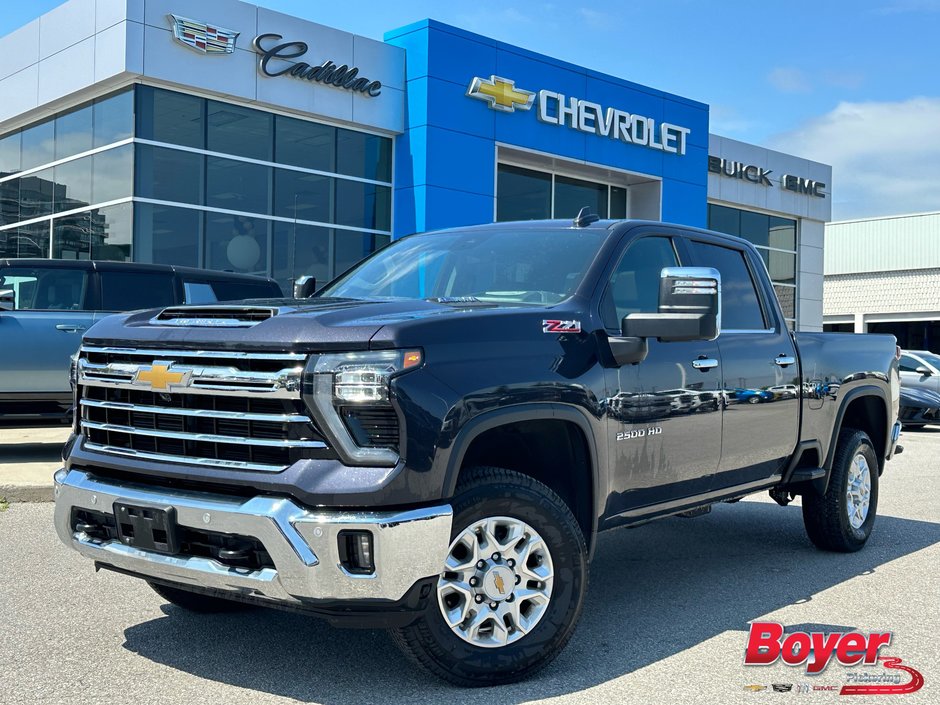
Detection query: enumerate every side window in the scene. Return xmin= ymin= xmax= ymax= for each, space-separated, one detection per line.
xmin=210 ymin=279 xmax=282 ymax=302
xmin=688 ymin=240 xmax=767 ymax=331
xmin=99 ymin=271 xmax=176 ymax=311
xmin=183 ymin=281 xmax=218 ymax=304
xmin=899 ymin=355 xmax=920 ymax=373
xmin=602 ymin=236 xmax=679 ymax=329
xmin=0 ymin=267 xmax=88 ymax=310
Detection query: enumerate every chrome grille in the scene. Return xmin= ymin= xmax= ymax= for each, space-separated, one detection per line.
xmin=77 ymin=346 xmax=331 ymax=472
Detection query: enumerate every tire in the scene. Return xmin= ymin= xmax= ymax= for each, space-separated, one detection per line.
xmin=802 ymin=428 xmax=879 ymax=552
xmin=391 ymin=466 xmax=588 ymax=686
xmin=149 ymin=582 xmax=252 ymax=613
xmin=747 ymin=396 xmax=762 ymax=404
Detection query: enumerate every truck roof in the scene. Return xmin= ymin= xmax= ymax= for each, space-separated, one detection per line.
xmin=0 ymin=258 xmax=276 ymax=283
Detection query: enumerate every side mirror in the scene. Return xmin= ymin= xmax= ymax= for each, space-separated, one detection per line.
xmin=608 ymin=267 xmax=721 ymax=366
xmin=0 ymin=288 xmax=14 ymax=312
xmin=293 ymin=276 xmax=317 ymax=299
xmin=915 ymin=365 xmax=933 ymax=376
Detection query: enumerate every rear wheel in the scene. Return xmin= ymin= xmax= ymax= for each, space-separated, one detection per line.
xmin=391 ymin=466 xmax=588 ymax=686
xmin=802 ymin=428 xmax=879 ymax=552
xmin=149 ymin=582 xmax=252 ymax=613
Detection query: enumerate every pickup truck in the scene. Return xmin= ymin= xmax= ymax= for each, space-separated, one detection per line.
xmin=53 ymin=216 xmax=901 ymax=686
xmin=0 ymin=259 xmax=282 ymax=422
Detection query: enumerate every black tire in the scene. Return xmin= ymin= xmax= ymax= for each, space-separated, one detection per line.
xmin=802 ymin=428 xmax=879 ymax=552
xmin=391 ymin=466 xmax=588 ymax=686
xmin=149 ymin=582 xmax=252 ymax=613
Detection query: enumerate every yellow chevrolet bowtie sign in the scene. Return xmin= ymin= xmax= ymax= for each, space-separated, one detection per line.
xmin=135 ymin=363 xmax=187 ymax=391
xmin=466 ymin=75 xmax=535 ymax=113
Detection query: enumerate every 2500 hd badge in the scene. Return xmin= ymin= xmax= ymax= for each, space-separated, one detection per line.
xmin=55 ymin=214 xmax=901 ymax=686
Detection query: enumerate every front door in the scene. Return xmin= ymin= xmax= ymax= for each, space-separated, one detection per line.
xmin=899 ymin=353 xmax=940 ymax=393
xmin=601 ymin=234 xmax=723 ymax=518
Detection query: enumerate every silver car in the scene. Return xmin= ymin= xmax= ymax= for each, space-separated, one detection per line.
xmin=898 ymin=350 xmax=940 ymax=393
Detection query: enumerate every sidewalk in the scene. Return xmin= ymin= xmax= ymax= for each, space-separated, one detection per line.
xmin=0 ymin=425 xmax=70 ymax=503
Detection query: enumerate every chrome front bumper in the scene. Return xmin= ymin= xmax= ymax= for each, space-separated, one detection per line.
xmin=53 ymin=468 xmax=453 ymax=604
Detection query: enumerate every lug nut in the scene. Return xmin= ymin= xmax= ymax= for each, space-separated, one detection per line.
xmin=507 ymin=558 xmax=515 ymax=568
xmin=476 ymin=560 xmax=486 ymax=569
xmin=474 ymin=594 xmax=484 ymax=603
xmin=507 ymin=594 xmax=515 ymax=603
xmin=491 ymin=553 xmax=501 ymax=561
xmin=489 ymin=602 xmax=498 ymax=610
xmin=469 ymin=577 xmax=479 ymax=587
xmin=515 ymin=575 xmax=521 ymax=585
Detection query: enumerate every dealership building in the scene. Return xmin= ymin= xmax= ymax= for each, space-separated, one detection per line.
xmin=0 ymin=0 xmax=831 ymax=329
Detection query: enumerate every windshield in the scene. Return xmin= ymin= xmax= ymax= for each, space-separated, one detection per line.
xmin=319 ymin=228 xmax=607 ymax=305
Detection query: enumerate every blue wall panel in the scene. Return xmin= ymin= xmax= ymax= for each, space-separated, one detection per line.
xmin=386 ymin=20 xmax=709 ymax=236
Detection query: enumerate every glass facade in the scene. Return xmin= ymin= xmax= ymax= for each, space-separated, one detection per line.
xmin=496 ymin=164 xmax=629 ymax=222
xmin=0 ymin=84 xmax=393 ymax=292
xmin=707 ymin=203 xmax=798 ymax=328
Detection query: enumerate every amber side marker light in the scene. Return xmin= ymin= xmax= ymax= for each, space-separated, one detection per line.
xmin=404 ymin=351 xmax=423 ymax=369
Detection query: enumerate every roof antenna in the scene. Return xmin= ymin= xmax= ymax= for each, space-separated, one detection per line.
xmin=573 ymin=206 xmax=600 ymax=227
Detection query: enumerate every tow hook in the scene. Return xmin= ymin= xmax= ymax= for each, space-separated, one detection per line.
xmin=769 ymin=487 xmax=793 ymax=506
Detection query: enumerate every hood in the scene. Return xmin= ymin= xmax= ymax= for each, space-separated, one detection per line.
xmin=900 ymin=385 xmax=940 ymax=409
xmin=82 ymin=297 xmax=552 ymax=352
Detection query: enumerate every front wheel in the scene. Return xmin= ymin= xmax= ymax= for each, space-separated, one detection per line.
xmin=391 ymin=466 xmax=588 ymax=686
xmin=802 ymin=428 xmax=879 ymax=552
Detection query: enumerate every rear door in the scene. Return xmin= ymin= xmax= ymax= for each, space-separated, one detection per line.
xmin=602 ymin=232 xmax=723 ymax=516
xmin=0 ymin=265 xmax=93 ymax=394
xmin=684 ymin=236 xmax=800 ymax=488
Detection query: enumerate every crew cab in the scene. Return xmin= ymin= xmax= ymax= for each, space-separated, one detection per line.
xmin=0 ymin=259 xmax=282 ymax=422
xmin=53 ymin=217 xmax=900 ymax=686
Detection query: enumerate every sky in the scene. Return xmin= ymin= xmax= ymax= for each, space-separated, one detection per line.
xmin=3 ymin=0 xmax=940 ymax=220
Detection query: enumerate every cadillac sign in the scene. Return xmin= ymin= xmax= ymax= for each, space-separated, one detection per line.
xmin=169 ymin=15 xmax=239 ymax=54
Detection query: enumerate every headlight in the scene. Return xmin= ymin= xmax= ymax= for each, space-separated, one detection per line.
xmin=304 ymin=350 xmax=422 ymax=466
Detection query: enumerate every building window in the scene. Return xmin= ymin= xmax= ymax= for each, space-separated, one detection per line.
xmin=134 ymin=203 xmax=200 ymax=268
xmin=53 ymin=202 xmax=132 ymax=261
xmin=207 ymin=100 xmax=273 ymax=161
xmin=708 ymin=203 xmax=798 ymax=328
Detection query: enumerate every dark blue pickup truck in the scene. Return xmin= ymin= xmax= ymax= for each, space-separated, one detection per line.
xmin=53 ymin=217 xmax=900 ymax=686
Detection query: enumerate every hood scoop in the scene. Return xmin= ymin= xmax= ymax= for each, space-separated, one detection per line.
xmin=151 ymin=305 xmax=278 ymax=328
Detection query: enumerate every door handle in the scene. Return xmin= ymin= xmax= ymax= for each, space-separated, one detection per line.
xmin=774 ymin=354 xmax=796 ymax=368
xmin=55 ymin=324 xmax=87 ymax=333
xmin=692 ymin=357 xmax=719 ymax=371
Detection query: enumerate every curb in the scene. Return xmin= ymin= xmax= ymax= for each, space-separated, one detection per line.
xmin=0 ymin=484 xmax=55 ymax=503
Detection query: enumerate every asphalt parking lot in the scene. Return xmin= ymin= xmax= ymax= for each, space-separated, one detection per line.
xmin=1 ymin=428 xmax=937 ymax=705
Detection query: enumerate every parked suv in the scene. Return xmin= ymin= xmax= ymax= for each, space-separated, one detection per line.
xmin=0 ymin=259 xmax=282 ymax=422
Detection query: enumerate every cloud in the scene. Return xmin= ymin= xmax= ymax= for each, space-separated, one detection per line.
xmin=768 ymin=97 xmax=940 ymax=219
xmin=709 ymin=104 xmax=760 ymax=137
xmin=578 ymin=8 xmax=610 ymax=29
xmin=768 ymin=67 xmax=811 ymax=93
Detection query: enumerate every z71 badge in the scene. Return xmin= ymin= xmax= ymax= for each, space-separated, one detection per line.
xmin=542 ymin=319 xmax=581 ymax=334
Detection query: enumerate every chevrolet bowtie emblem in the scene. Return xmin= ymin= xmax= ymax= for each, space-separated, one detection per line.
xmin=467 ymin=75 xmax=535 ymax=113
xmin=135 ymin=363 xmax=187 ymax=391
xmin=493 ymin=573 xmax=506 ymax=595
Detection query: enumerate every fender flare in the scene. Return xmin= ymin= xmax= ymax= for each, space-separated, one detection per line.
xmin=441 ymin=403 xmax=602 ymax=554
xmin=815 ymin=385 xmax=890 ymax=496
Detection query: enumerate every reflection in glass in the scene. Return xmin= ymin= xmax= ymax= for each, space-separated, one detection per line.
xmin=275 ymin=114 xmax=334 ymax=172
xmin=94 ymin=90 xmax=134 ymax=148
xmin=274 ymin=169 xmax=331 ymax=222
xmin=335 ymin=180 xmax=390 ymax=231
xmin=134 ymin=203 xmax=200 ymax=267
xmin=740 ymin=210 xmax=770 ymax=248
xmin=18 ymin=169 xmax=55 ymax=220
xmin=333 ymin=231 xmax=390 ymax=277
xmin=0 ymin=221 xmax=49 ymax=258
xmin=53 ymin=202 xmax=132 ymax=261
xmin=208 ymin=101 xmax=272 ymax=160
xmin=207 ymin=156 xmax=270 ymax=214
xmin=0 ymin=131 xmax=21 ymax=174
xmin=769 ymin=216 xmax=796 ymax=251
xmin=707 ymin=204 xmax=740 ymax=236
xmin=554 ymin=175 xmax=608 ymax=220
xmin=1 ymin=178 xmax=20 ymax=225
xmin=21 ymin=120 xmax=55 ymax=171
xmin=774 ymin=284 xmax=796 ymax=319
xmin=271 ymin=222 xmax=331 ymax=293
xmin=93 ymin=144 xmax=133 ymax=204
xmin=336 ymin=128 xmax=392 ymax=182
xmin=136 ymin=86 xmax=204 ymax=149
xmin=205 ymin=212 xmax=269 ymax=275
xmin=610 ymin=186 xmax=627 ymax=219
xmin=760 ymin=249 xmax=796 ymax=286
xmin=135 ymin=144 xmax=203 ymax=205
xmin=497 ymin=165 xmax=551 ymax=221
xmin=53 ymin=156 xmax=92 ymax=212
xmin=55 ymin=104 xmax=93 ymax=160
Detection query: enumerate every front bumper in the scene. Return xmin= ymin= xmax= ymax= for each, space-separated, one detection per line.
xmin=53 ymin=468 xmax=452 ymax=605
